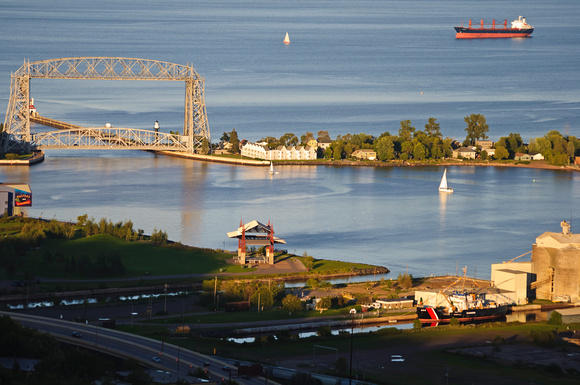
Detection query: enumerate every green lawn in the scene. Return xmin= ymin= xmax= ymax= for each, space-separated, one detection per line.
xmin=25 ymin=234 xmax=249 ymax=278
xmin=18 ymin=233 xmax=380 ymax=281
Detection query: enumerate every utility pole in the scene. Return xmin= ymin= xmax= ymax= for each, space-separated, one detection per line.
xmin=164 ymin=283 xmax=168 ymax=313
xmin=214 ymin=276 xmax=217 ymax=309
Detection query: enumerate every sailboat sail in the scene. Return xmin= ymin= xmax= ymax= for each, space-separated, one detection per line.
xmin=283 ymin=32 xmax=290 ymax=44
xmin=439 ymin=169 xmax=448 ymax=189
xmin=270 ymin=162 xmax=274 ymax=174
xmin=439 ymin=169 xmax=453 ymax=193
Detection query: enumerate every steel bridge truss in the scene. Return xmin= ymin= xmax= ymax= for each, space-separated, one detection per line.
xmin=32 ymin=127 xmax=189 ymax=151
xmin=2 ymin=57 xmax=210 ymax=153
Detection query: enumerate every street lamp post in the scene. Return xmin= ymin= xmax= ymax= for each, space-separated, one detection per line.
xmin=349 ymin=308 xmax=356 ymax=385
xmin=164 ymin=283 xmax=168 ymax=313
xmin=154 ymin=120 xmax=159 ymax=143
xmin=131 ymin=305 xmax=138 ymax=328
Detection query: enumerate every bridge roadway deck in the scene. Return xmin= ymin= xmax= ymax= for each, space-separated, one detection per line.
xmin=30 ymin=114 xmax=83 ymax=130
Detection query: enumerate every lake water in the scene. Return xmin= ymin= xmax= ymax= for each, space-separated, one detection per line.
xmin=1 ymin=0 xmax=579 ymax=279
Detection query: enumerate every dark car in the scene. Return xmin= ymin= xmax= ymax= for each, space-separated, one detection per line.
xmin=71 ymin=331 xmax=82 ymax=338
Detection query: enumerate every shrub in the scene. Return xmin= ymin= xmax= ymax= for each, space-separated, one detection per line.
xmin=528 ymin=330 xmax=555 ymax=347
xmin=413 ymin=319 xmax=422 ymax=330
xmin=547 ymin=311 xmax=562 ymax=325
xmin=317 ymin=325 xmax=332 ymax=337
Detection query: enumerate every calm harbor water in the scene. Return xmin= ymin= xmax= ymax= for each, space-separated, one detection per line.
xmin=1 ymin=0 xmax=579 ymax=279
xmin=2 ymin=156 xmax=579 ymax=279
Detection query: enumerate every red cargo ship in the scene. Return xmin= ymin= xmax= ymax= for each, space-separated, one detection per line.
xmin=455 ymin=16 xmax=533 ymax=39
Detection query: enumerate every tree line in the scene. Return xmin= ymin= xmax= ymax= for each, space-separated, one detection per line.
xmin=218 ymin=114 xmax=579 ymax=166
xmin=0 ymin=215 xmax=169 ymax=279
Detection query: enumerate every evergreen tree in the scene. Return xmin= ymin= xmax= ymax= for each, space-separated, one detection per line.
xmin=229 ymin=129 xmax=239 ymax=153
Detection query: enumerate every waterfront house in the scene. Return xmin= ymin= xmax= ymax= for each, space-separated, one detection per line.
xmin=531 ymin=153 xmax=545 ymax=161
xmin=351 ymin=149 xmax=377 ymax=160
xmin=514 ymin=152 xmax=532 ymax=161
xmin=241 ymin=142 xmax=317 ymax=161
xmin=318 ymin=139 xmax=332 ymax=150
xmin=475 ymin=140 xmax=494 ymax=150
xmin=300 ymin=146 xmax=317 ymax=160
xmin=307 ymin=139 xmax=318 ymax=148
xmin=452 ymin=147 xmax=477 ymax=159
xmin=483 ymin=148 xmax=495 ymax=157
xmin=241 ymin=142 xmax=268 ymax=159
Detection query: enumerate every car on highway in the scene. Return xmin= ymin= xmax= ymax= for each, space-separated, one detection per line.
xmin=71 ymin=331 xmax=82 ymax=338
xmin=151 ymin=356 xmax=162 ymax=363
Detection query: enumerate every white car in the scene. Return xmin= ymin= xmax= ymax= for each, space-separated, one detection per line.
xmin=152 ymin=356 xmax=162 ymax=363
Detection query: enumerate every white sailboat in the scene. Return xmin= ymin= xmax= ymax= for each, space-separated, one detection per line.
xmin=438 ymin=168 xmax=453 ymax=193
xmin=283 ymin=32 xmax=290 ymax=44
xmin=269 ymin=162 xmax=274 ymax=175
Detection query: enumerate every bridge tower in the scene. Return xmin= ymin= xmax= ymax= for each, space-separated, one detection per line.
xmin=1 ymin=57 xmax=210 ymax=153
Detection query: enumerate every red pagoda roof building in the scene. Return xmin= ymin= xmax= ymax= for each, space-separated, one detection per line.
xmin=227 ymin=220 xmax=286 ymax=265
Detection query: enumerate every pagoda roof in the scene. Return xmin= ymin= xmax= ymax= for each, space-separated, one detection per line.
xmin=227 ymin=220 xmax=287 ymax=244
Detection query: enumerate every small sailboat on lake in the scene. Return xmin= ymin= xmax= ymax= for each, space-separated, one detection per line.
xmin=439 ymin=168 xmax=453 ymax=193
xmin=269 ymin=162 xmax=274 ymax=175
xmin=283 ymin=32 xmax=290 ymax=44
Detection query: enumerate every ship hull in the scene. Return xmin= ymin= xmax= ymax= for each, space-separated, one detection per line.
xmin=417 ymin=305 xmax=508 ymax=324
xmin=454 ymin=27 xmax=533 ymax=39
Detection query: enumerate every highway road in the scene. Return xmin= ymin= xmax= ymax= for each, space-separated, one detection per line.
xmin=1 ymin=311 xmax=278 ymax=385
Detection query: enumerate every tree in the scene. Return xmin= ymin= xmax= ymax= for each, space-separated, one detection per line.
xmin=494 ymin=145 xmax=509 ymax=160
xmin=400 ymin=140 xmax=413 ymax=160
xmin=300 ymin=132 xmax=314 ymax=145
xmin=323 ymin=146 xmax=332 ymax=159
xmin=201 ymin=138 xmax=209 ymax=155
xmin=374 ymin=135 xmax=395 ymax=160
xmin=413 ymin=141 xmax=427 ymax=160
xmin=398 ymin=120 xmax=415 ymax=142
xmin=566 ymin=141 xmax=575 ymax=157
xmin=316 ymin=297 xmax=332 ymax=312
xmin=464 ymin=114 xmax=489 ymax=145
xmin=397 ymin=273 xmax=413 ymax=289
xmin=282 ymin=294 xmax=302 ymax=314
xmin=229 ymin=129 xmax=239 ymax=153
xmin=220 ymin=132 xmax=230 ymax=142
xmin=497 ymin=133 xmax=523 ymax=157
xmin=332 ymin=142 xmax=344 ymax=160
xmin=317 ymin=130 xmax=331 ymax=142
xmin=252 ymin=287 xmax=274 ymax=310
xmin=303 ymin=252 xmax=314 ymax=270
xmin=279 ymin=132 xmax=298 ymax=147
xmin=528 ymin=136 xmax=551 ymax=155
xmin=424 ymin=117 xmax=442 ymax=138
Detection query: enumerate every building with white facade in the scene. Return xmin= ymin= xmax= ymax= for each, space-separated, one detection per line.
xmin=241 ymin=143 xmax=317 ymax=161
